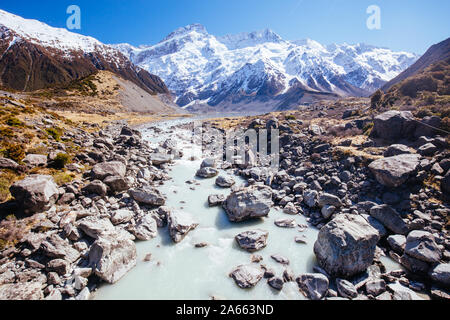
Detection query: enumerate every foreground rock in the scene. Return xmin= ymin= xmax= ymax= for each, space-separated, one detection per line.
xmin=10 ymin=175 xmax=59 ymax=214
xmin=404 ymin=231 xmax=442 ymax=264
xmin=370 ymin=110 xmax=416 ymax=142
xmin=229 ymin=265 xmax=264 ymax=289
xmin=132 ymin=215 xmax=158 ymax=241
xmin=196 ymin=167 xmax=219 ymax=179
xmin=223 ymin=185 xmax=273 ymax=222
xmin=129 ymin=187 xmax=166 ymax=206
xmin=0 ymin=282 xmax=44 ymax=300
xmin=0 ymin=157 xmax=19 ymax=170
xmin=208 ymin=194 xmax=225 ymax=207
xmin=235 ymin=230 xmax=269 ymax=252
xmin=368 ymin=154 xmax=421 ymax=188
xmin=296 ymin=273 xmax=329 ymax=300
xmin=429 ymin=264 xmax=450 ymax=286
xmin=215 ymin=176 xmax=236 ymax=188
xmin=369 ymin=204 xmax=409 ymax=235
xmin=89 ymin=234 xmax=137 ymax=284
xmin=314 ymin=214 xmax=380 ymax=277
xmin=91 ymin=161 xmax=126 ymax=180
xmin=168 ymin=210 xmax=199 ymax=243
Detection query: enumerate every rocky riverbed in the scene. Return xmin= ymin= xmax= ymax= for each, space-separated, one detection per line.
xmin=0 ymin=108 xmax=449 ymax=300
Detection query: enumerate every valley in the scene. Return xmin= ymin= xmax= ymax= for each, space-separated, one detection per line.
xmin=0 ymin=7 xmax=448 ymax=302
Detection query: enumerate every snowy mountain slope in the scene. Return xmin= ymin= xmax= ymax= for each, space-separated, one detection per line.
xmin=0 ymin=9 xmax=169 ymax=95
xmin=114 ymin=24 xmax=419 ymax=111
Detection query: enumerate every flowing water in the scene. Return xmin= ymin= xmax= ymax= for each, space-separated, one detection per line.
xmin=93 ymin=118 xmax=401 ymax=300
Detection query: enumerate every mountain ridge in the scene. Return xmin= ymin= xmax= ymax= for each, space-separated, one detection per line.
xmin=114 ymin=23 xmax=419 ymax=112
xmin=0 ymin=9 xmax=169 ymax=96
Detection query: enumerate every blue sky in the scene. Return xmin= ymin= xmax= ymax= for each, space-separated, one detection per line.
xmin=1 ymin=0 xmax=449 ymax=54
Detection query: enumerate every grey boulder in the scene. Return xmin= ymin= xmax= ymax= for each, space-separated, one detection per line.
xmin=229 ymin=264 xmax=264 ymax=289
xmin=89 ymin=233 xmax=137 ymax=284
xmin=10 ymin=175 xmax=59 ymax=214
xmin=132 ymin=215 xmax=157 ymax=241
xmin=223 ymin=185 xmax=273 ymax=222
xmin=196 ymin=167 xmax=219 ymax=179
xmin=369 ymin=204 xmax=409 ymax=235
xmin=370 ymin=110 xmax=416 ymax=141
xmin=168 ymin=210 xmax=198 ymax=243
xmin=368 ymin=154 xmax=421 ymax=188
xmin=215 ymin=176 xmax=236 ymax=188
xmin=91 ymin=161 xmax=126 ymax=180
xmin=296 ymin=273 xmax=329 ymax=300
xmin=235 ymin=230 xmax=268 ymax=252
xmin=314 ymin=214 xmax=380 ymax=277
xmin=404 ymin=231 xmax=442 ymax=263
xmin=129 ymin=187 xmax=166 ymax=206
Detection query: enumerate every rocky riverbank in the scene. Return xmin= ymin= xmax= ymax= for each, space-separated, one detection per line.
xmin=0 ymin=104 xmax=449 ymax=300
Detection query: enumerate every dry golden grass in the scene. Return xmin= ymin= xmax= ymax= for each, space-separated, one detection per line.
xmin=54 ymin=110 xmax=191 ymax=128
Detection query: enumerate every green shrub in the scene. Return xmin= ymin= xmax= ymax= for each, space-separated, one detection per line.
xmin=52 ymin=172 xmax=74 ymax=186
xmin=46 ymin=127 xmax=63 ymax=141
xmin=53 ymin=153 xmax=71 ymax=169
xmin=285 ymin=115 xmax=296 ymax=120
xmin=1 ymin=144 xmax=25 ymax=163
xmin=371 ymin=90 xmax=383 ymax=108
xmin=5 ymin=117 xmax=24 ymax=127
xmin=0 ymin=127 xmax=15 ymax=138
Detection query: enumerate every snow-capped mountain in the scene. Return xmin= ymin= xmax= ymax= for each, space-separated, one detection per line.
xmin=0 ymin=9 xmax=168 ymax=94
xmin=115 ymin=24 xmax=419 ymax=111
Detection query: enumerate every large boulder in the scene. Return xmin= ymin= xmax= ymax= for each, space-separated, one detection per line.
xmin=369 ymin=204 xmax=409 ymax=235
xmin=229 ymin=264 xmax=264 ymax=289
xmin=41 ymin=234 xmax=80 ymax=263
xmin=77 ymin=217 xmax=115 ymax=239
xmin=0 ymin=282 xmax=43 ymax=300
xmin=196 ymin=167 xmax=219 ymax=179
xmin=149 ymin=153 xmax=173 ymax=166
xmin=110 ymin=209 xmax=134 ymax=225
xmin=429 ymin=264 xmax=450 ymax=286
xmin=91 ymin=161 xmax=126 ymax=180
xmin=10 ymin=175 xmax=59 ymax=214
xmin=296 ymin=273 xmax=329 ymax=300
xmin=129 ymin=187 xmax=166 ymax=206
xmin=168 ymin=210 xmax=198 ymax=243
xmin=82 ymin=180 xmax=107 ymax=197
xmin=223 ymin=185 xmax=273 ymax=222
xmin=370 ymin=110 xmax=416 ymax=141
xmin=104 ymin=176 xmax=130 ymax=193
xmin=132 ymin=215 xmax=157 ymax=241
xmin=0 ymin=157 xmax=19 ymax=170
xmin=88 ymin=234 xmax=137 ymax=284
xmin=404 ymin=231 xmax=442 ymax=264
xmin=384 ymin=144 xmax=412 ymax=157
xmin=215 ymin=176 xmax=236 ymax=188
xmin=23 ymin=154 xmax=47 ymax=167
xmin=313 ymin=214 xmax=380 ymax=277
xmin=235 ymin=230 xmax=269 ymax=252
xmin=368 ymin=154 xmax=421 ymax=188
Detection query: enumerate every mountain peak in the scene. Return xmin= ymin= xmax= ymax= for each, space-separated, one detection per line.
xmin=162 ymin=23 xmax=208 ymax=42
xmin=218 ymin=28 xmax=283 ymax=49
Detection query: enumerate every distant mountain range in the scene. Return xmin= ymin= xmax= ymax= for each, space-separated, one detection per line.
xmin=0 ymin=9 xmax=168 ymax=96
xmin=114 ymin=24 xmax=419 ymax=112
xmin=0 ymin=9 xmax=422 ymax=113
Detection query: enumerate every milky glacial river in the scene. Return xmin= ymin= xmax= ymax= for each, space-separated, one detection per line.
xmin=93 ymin=118 xmax=398 ymax=300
